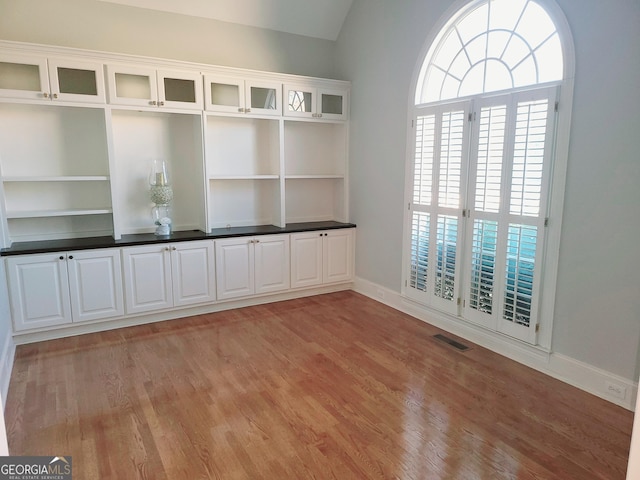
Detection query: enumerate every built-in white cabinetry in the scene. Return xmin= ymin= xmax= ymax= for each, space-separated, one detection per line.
xmin=6 ymin=248 xmax=124 ymax=331
xmin=284 ymin=84 xmax=348 ymax=121
xmin=215 ymin=234 xmax=290 ymax=301
xmin=290 ymin=229 xmax=354 ymax=288
xmin=0 ymin=103 xmax=113 ymax=246
xmin=122 ymin=240 xmax=215 ymax=315
xmin=203 ymin=75 xmax=281 ymax=116
xmin=0 ymin=54 xmax=105 ymax=103
xmin=106 ymin=65 xmax=203 ymax=110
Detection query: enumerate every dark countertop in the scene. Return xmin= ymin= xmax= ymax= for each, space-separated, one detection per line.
xmin=0 ymin=221 xmax=356 ymax=256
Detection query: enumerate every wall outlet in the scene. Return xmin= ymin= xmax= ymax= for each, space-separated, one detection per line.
xmin=604 ymin=381 xmax=627 ymax=400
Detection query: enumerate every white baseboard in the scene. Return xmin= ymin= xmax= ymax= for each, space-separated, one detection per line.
xmin=0 ymin=331 xmax=15 ymax=412
xmin=353 ymin=276 xmax=638 ymax=411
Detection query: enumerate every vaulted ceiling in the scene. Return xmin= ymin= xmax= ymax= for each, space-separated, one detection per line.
xmin=96 ymin=0 xmax=354 ymax=41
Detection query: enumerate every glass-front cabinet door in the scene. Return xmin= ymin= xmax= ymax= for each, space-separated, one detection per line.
xmin=106 ymin=65 xmax=201 ymax=109
xmin=245 ymin=80 xmax=281 ymax=117
xmin=285 ymin=85 xmax=315 ymax=118
xmin=48 ymin=58 xmax=105 ymax=103
xmin=318 ymin=88 xmax=347 ymax=120
xmin=157 ymin=69 xmax=202 ymax=110
xmin=204 ymin=75 xmax=245 ymax=114
xmin=0 ymin=55 xmax=104 ymax=103
xmin=106 ymin=65 xmax=158 ymax=107
xmin=0 ymin=54 xmax=49 ymax=100
xmin=284 ymin=84 xmax=348 ymax=120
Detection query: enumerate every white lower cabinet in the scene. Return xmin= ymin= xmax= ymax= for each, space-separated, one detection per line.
xmin=291 ymin=229 xmax=354 ymax=288
xmin=215 ymin=235 xmax=290 ymax=301
xmin=122 ymin=241 xmax=216 ymax=314
xmin=6 ymin=249 xmax=124 ymax=331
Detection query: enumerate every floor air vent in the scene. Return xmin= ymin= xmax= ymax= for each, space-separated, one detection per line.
xmin=433 ymin=334 xmax=470 ymax=352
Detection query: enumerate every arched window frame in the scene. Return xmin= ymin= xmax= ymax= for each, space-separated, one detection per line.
xmin=402 ymin=0 xmax=575 ymax=350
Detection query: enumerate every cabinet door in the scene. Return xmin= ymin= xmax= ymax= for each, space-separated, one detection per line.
xmin=0 ymin=54 xmax=49 ymax=100
xmin=157 ymin=69 xmax=203 ymax=110
xmin=203 ymin=75 xmax=245 ymax=114
xmin=245 ymin=80 xmax=282 ymax=117
xmin=122 ymin=245 xmax=173 ymax=314
xmin=6 ymin=253 xmax=72 ymax=331
xmin=323 ymin=229 xmax=354 ymax=284
xmin=171 ymin=241 xmax=216 ymax=307
xmin=215 ymin=238 xmax=254 ymax=300
xmin=255 ymin=235 xmax=290 ymax=294
xmin=318 ymin=88 xmax=348 ymax=120
xmin=67 ymin=249 xmax=124 ymax=323
xmin=284 ymin=84 xmax=315 ymax=118
xmin=48 ymin=58 xmax=106 ymax=104
xmin=106 ymin=64 xmax=158 ymax=107
xmin=290 ymin=232 xmax=323 ymax=288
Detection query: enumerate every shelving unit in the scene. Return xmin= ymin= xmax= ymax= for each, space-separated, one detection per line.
xmin=204 ymin=114 xmax=282 ymax=229
xmin=0 ymin=41 xmax=350 ymax=248
xmin=0 ymin=102 xmax=113 ymax=244
xmin=283 ymin=120 xmax=347 ymax=224
xmin=109 ymin=109 xmax=205 ymax=237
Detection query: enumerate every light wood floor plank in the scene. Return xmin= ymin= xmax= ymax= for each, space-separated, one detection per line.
xmin=5 ymin=291 xmax=633 ymax=479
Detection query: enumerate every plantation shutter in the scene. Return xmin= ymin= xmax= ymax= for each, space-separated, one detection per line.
xmin=406 ymin=101 xmax=470 ymax=316
xmin=405 ymin=86 xmax=557 ymax=345
xmin=462 ymin=86 xmax=558 ymax=343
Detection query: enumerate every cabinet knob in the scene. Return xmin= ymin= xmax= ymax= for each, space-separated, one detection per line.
xmin=172 ymin=246 xmax=177 ymax=251
xmin=43 ymin=92 xmax=49 ymax=98
xmin=150 ymin=100 xmax=157 ymax=106
xmin=68 ymin=255 xmax=74 ymax=259
xmin=158 ymin=101 xmax=164 ymax=107
xmin=245 ymin=108 xmax=251 ymax=113
xmin=164 ymin=246 xmax=170 ymax=251
xmin=59 ymin=255 xmax=64 ymax=260
xmin=238 ymin=108 xmax=244 ymax=113
xmin=52 ymin=93 xmax=58 ymax=99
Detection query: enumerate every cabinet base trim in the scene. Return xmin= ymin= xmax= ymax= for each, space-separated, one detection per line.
xmin=12 ymin=283 xmax=353 ymax=346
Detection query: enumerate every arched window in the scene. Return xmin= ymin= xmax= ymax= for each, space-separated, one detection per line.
xmin=403 ymin=0 xmax=572 ymax=345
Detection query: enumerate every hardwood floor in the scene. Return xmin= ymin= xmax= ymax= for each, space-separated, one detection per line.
xmin=5 ymin=291 xmax=633 ymax=479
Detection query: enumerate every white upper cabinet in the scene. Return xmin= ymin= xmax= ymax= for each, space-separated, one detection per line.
xmin=204 ymin=75 xmax=282 ymax=116
xmin=284 ymin=84 xmax=348 ymax=120
xmin=0 ymin=54 xmax=105 ymax=103
xmin=106 ymin=65 xmax=203 ymax=110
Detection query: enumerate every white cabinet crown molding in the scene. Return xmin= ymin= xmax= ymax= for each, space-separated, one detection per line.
xmin=0 ymin=40 xmax=351 ymax=90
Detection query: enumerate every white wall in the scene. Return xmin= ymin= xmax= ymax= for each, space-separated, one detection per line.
xmin=0 ymin=0 xmax=338 ymax=79
xmin=336 ymin=0 xmax=640 ymax=383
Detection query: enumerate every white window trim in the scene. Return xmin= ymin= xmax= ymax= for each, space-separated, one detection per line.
xmin=403 ymin=0 xmax=575 ymax=350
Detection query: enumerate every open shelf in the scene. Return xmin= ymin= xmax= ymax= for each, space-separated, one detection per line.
xmin=285 ymin=177 xmax=345 ymax=224
xmin=284 ymin=120 xmax=346 ymax=177
xmin=208 ymin=178 xmax=281 ymax=229
xmin=205 ymin=115 xmax=280 ymax=177
xmin=110 ymin=109 xmax=205 ymax=236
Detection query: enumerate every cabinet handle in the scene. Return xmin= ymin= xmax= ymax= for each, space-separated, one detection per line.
xmin=164 ymin=246 xmax=170 ymax=251
xmin=158 ymin=101 xmax=164 ymax=107
xmin=172 ymin=246 xmax=177 ymax=251
xmin=52 ymin=93 xmax=58 ymax=99
xmin=68 ymin=255 xmax=74 ymax=259
xmin=43 ymin=92 xmax=49 ymax=98
xmin=59 ymin=255 xmax=64 ymax=260
xmin=150 ymin=100 xmax=157 ymax=106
